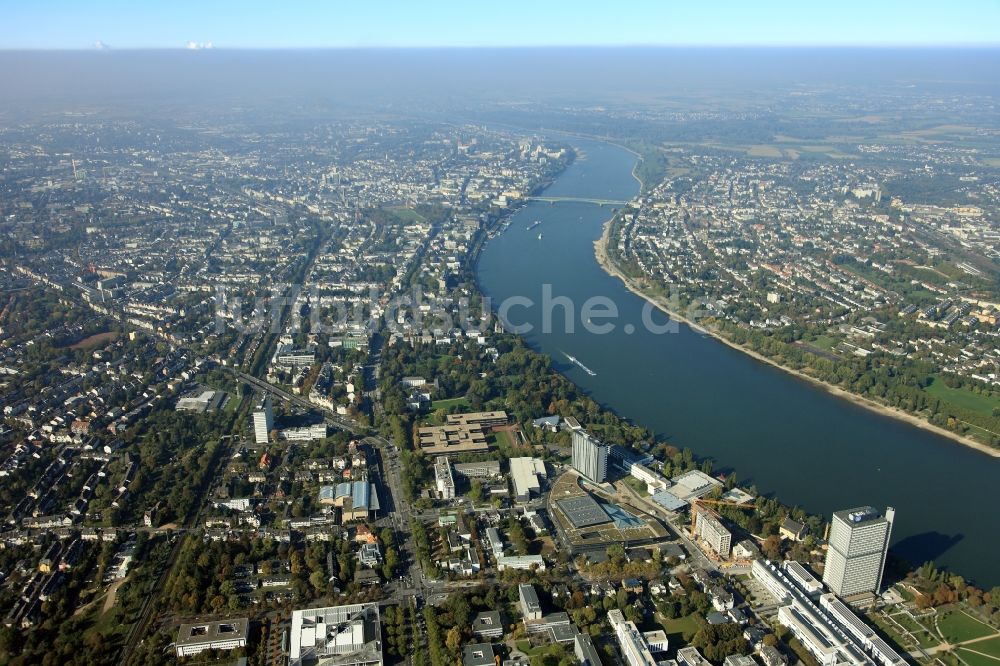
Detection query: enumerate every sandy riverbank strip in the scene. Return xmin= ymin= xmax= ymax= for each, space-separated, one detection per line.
xmin=594 ymin=218 xmax=1000 ymax=459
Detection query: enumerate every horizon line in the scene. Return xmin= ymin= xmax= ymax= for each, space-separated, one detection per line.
xmin=3 ymin=43 xmax=1000 ymax=52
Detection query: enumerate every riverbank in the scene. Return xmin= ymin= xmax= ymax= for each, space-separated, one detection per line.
xmin=594 ymin=218 xmax=1000 ymax=459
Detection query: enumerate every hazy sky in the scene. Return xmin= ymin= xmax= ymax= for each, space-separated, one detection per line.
xmin=2 ymin=0 xmax=999 ymax=49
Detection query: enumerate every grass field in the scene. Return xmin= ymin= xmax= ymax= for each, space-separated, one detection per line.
xmin=889 ymin=612 xmax=940 ymax=649
xmin=747 ymin=144 xmax=784 ymax=158
xmin=534 ymin=535 xmax=557 ymax=556
xmin=797 ymin=144 xmax=852 ymax=158
xmin=870 ymin=616 xmax=911 ymax=650
xmin=938 ymin=609 xmax=996 ymax=644
xmin=660 ymin=613 xmax=703 ymax=643
xmin=808 ymin=334 xmax=840 ymax=350
xmin=430 ymin=396 xmax=470 ymax=411
xmin=493 ymin=429 xmax=516 ymax=449
xmin=622 ymin=475 xmax=650 ymax=496
xmin=388 ymin=207 xmax=426 ymax=222
xmin=956 ymin=648 xmax=1000 ymax=666
xmin=904 ymin=124 xmax=978 ymax=137
xmin=924 ymin=378 xmax=1000 ymax=418
xmin=515 ymin=638 xmax=568 ymax=666
xmin=68 ymin=330 xmax=118 ymax=349
xmin=964 ymin=636 xmax=1000 ymax=659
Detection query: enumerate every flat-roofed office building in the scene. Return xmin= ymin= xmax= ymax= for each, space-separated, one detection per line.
xmin=434 ymin=457 xmax=456 ymax=499
xmin=175 ymin=618 xmax=249 ymax=657
xmin=453 ymin=460 xmax=502 ymax=479
xmin=445 ymin=411 xmax=508 ymax=428
xmin=417 ymin=424 xmax=490 ymax=456
xmin=608 ymin=609 xmax=658 ymax=666
xmin=289 ymin=603 xmax=382 ymax=666
xmin=509 ymin=457 xmax=546 ymax=502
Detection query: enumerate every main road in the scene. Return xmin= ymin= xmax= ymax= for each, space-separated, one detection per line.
xmin=232 ymin=369 xmax=364 ymax=435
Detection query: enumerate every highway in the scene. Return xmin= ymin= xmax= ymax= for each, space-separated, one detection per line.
xmin=232 ymin=369 xmax=364 ymax=435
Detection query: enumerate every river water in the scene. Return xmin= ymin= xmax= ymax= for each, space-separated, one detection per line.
xmin=477 ymin=139 xmax=999 ymax=586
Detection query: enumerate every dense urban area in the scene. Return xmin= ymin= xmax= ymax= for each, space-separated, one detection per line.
xmin=599 ymin=92 xmax=1000 ymax=451
xmin=1 ymin=62 xmax=1000 ymax=666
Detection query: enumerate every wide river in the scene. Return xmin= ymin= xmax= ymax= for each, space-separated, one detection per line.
xmin=477 ymin=139 xmax=999 ymax=587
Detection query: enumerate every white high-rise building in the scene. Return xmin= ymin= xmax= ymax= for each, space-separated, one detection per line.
xmin=571 ymin=429 xmax=608 ymax=483
xmin=253 ymin=394 xmax=273 ymax=444
xmin=434 ymin=457 xmax=455 ymax=499
xmin=823 ymin=506 xmax=894 ymax=597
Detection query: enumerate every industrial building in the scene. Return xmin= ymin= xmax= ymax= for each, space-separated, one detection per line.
xmin=289 ymin=603 xmax=383 ymax=666
xmin=175 ymin=618 xmax=249 ymax=657
xmin=822 ymin=506 xmax=894 ymax=597
xmin=318 ymin=480 xmax=380 ymax=521
xmin=175 ymin=389 xmax=227 ymax=413
xmin=253 ymin=394 xmax=273 ymax=444
xmin=571 ymin=429 xmax=609 ymax=483
xmin=509 ymin=457 xmax=546 ymax=502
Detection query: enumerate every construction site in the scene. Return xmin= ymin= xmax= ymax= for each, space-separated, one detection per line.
xmin=548 ymin=469 xmax=670 ymax=556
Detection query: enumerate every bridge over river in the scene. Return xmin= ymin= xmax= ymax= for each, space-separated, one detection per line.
xmin=526 ymin=196 xmax=628 ymax=206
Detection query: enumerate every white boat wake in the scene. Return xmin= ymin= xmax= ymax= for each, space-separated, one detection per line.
xmin=562 ymin=350 xmax=597 ymax=376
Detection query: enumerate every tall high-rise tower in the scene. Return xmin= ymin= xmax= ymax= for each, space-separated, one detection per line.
xmin=253 ymin=394 xmax=274 ymax=444
xmin=822 ymin=506 xmax=894 ymax=597
xmin=571 ymin=429 xmax=609 ymax=483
